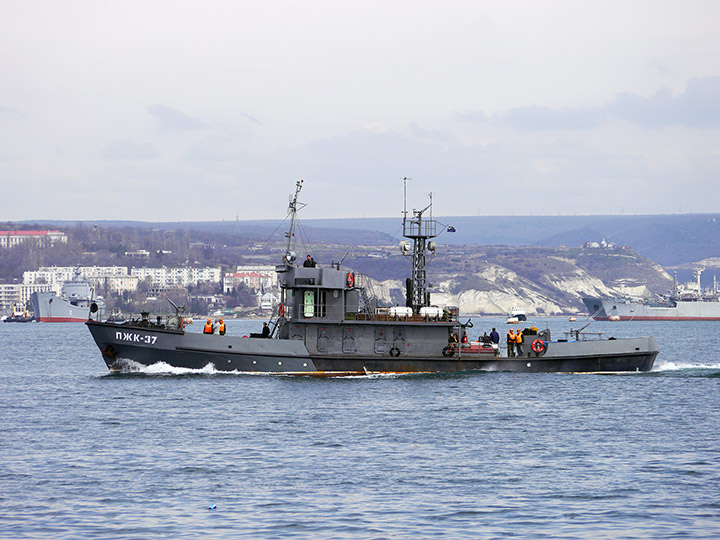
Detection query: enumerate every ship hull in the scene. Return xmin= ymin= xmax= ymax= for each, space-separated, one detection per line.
xmin=30 ymin=291 xmax=102 ymax=323
xmin=87 ymin=321 xmax=658 ymax=375
xmin=583 ymin=296 xmax=720 ymax=321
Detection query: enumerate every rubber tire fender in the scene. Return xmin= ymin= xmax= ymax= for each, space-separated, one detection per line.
xmin=442 ymin=345 xmax=456 ymax=358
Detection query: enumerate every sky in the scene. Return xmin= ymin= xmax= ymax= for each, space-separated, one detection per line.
xmin=1 ymin=0 xmax=719 ymax=222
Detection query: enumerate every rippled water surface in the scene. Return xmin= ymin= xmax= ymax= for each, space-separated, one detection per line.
xmin=1 ymin=318 xmax=719 ymax=539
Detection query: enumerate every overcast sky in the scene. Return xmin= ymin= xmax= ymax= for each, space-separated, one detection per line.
xmin=2 ymin=0 xmax=719 ymax=221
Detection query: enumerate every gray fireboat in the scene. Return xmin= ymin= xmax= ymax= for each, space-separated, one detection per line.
xmin=86 ymin=180 xmax=658 ymax=375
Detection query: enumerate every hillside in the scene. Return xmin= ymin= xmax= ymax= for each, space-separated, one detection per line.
xmin=26 ymin=213 xmax=720 ymax=270
xmin=336 ymin=244 xmax=673 ymax=316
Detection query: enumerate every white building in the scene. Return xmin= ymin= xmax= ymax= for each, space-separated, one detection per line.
xmin=23 ymin=266 xmax=130 ymax=285
xmin=0 ymin=230 xmax=67 ymax=249
xmin=258 ymin=292 xmax=279 ymax=310
xmin=0 ymin=283 xmax=59 ymax=310
xmin=22 ymin=266 xmax=137 ymax=294
xmin=0 ymin=283 xmax=21 ymax=310
xmin=131 ymin=266 xmax=221 ymax=288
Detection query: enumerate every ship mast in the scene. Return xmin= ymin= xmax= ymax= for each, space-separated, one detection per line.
xmin=283 ymin=180 xmax=305 ymax=264
xmin=401 ymin=179 xmax=438 ymax=313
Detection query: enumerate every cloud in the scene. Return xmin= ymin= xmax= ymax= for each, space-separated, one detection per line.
xmin=456 ymin=76 xmax=720 ymax=131
xmin=184 ymin=130 xmax=253 ymax=163
xmin=498 ymin=105 xmax=601 ymax=130
xmin=148 ymin=104 xmax=206 ymax=131
xmin=102 ymin=139 xmax=158 ymax=160
xmin=239 ymin=113 xmax=262 ymax=125
xmin=607 ymin=76 xmax=720 ymax=128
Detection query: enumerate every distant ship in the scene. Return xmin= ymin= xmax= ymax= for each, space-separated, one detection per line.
xmin=582 ymin=269 xmax=720 ymax=321
xmin=2 ymin=303 xmax=34 ymax=323
xmin=506 ymin=306 xmax=526 ymax=324
xmin=30 ymin=276 xmax=105 ymax=322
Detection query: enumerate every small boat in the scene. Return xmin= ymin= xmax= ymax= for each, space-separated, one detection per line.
xmin=568 ymin=316 xmax=577 ymax=322
xmin=506 ymin=316 xmax=519 ymax=324
xmin=2 ymin=303 xmax=34 ymax=323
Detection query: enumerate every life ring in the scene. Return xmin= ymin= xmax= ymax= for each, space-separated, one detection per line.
xmin=102 ymin=345 xmax=117 ymax=359
xmin=278 ymin=303 xmax=285 ymax=317
xmin=531 ymin=339 xmax=547 ymax=356
xmin=442 ymin=345 xmax=456 ymax=358
xmin=346 ymin=272 xmax=354 ymax=288
xmin=389 ymin=347 xmax=401 ymax=357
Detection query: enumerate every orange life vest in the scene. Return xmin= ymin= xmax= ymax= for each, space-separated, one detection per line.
xmin=219 ymin=320 xmax=226 ymax=334
xmin=204 ymin=320 xmax=213 ymax=334
xmin=515 ymin=331 xmax=523 ymax=344
xmin=507 ymin=330 xmax=515 ymax=343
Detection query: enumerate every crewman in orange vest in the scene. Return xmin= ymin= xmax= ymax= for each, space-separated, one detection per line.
xmin=218 ymin=318 xmax=226 ymax=335
xmin=507 ymin=329 xmax=516 ymax=357
xmin=515 ymin=328 xmax=524 ymax=356
xmin=203 ymin=318 xmax=213 ymax=334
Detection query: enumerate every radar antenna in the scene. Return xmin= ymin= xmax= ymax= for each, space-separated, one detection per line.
xmin=401 ymin=184 xmax=438 ymax=313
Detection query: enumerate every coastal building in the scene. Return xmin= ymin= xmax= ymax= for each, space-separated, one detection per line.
xmin=258 ymin=291 xmax=279 ymax=310
xmin=0 ymin=230 xmax=67 ymax=249
xmin=23 ymin=266 xmax=130 ymax=286
xmin=0 ymin=283 xmax=58 ymax=310
xmin=22 ymin=266 xmax=138 ymax=294
xmin=223 ymin=265 xmax=277 ymax=293
xmin=125 ymin=249 xmax=150 ymax=258
xmin=131 ymin=266 xmax=221 ymax=288
xmin=0 ymin=284 xmax=21 ymax=310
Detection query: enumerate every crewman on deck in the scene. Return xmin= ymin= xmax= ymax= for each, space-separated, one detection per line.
xmin=515 ymin=328 xmax=524 ymax=357
xmin=261 ymin=322 xmax=270 ymax=338
xmin=218 ymin=318 xmax=226 ymax=335
xmin=507 ymin=329 xmax=516 ymax=357
xmin=203 ymin=318 xmax=213 ymax=334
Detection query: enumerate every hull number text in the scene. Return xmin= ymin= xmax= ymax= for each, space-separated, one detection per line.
xmin=116 ymin=331 xmax=157 ymax=344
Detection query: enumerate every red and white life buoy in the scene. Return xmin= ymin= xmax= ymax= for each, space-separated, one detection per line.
xmin=531 ymin=339 xmax=547 ymax=355
xmin=278 ymin=303 xmax=285 ymax=317
xmin=346 ymin=272 xmax=354 ymax=288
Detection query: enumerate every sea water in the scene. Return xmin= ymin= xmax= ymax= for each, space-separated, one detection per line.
xmin=1 ymin=318 xmax=719 ymax=539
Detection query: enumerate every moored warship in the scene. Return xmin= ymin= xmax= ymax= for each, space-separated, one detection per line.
xmin=87 ymin=181 xmax=658 ymax=375
xmin=31 ymin=276 xmax=104 ymax=322
xmin=583 ymin=268 xmax=720 ymax=321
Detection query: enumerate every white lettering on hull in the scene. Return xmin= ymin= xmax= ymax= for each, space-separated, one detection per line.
xmin=115 ymin=331 xmax=158 ymax=345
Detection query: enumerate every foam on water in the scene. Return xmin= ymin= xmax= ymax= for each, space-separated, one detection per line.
xmin=653 ymin=359 xmax=720 ymax=372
